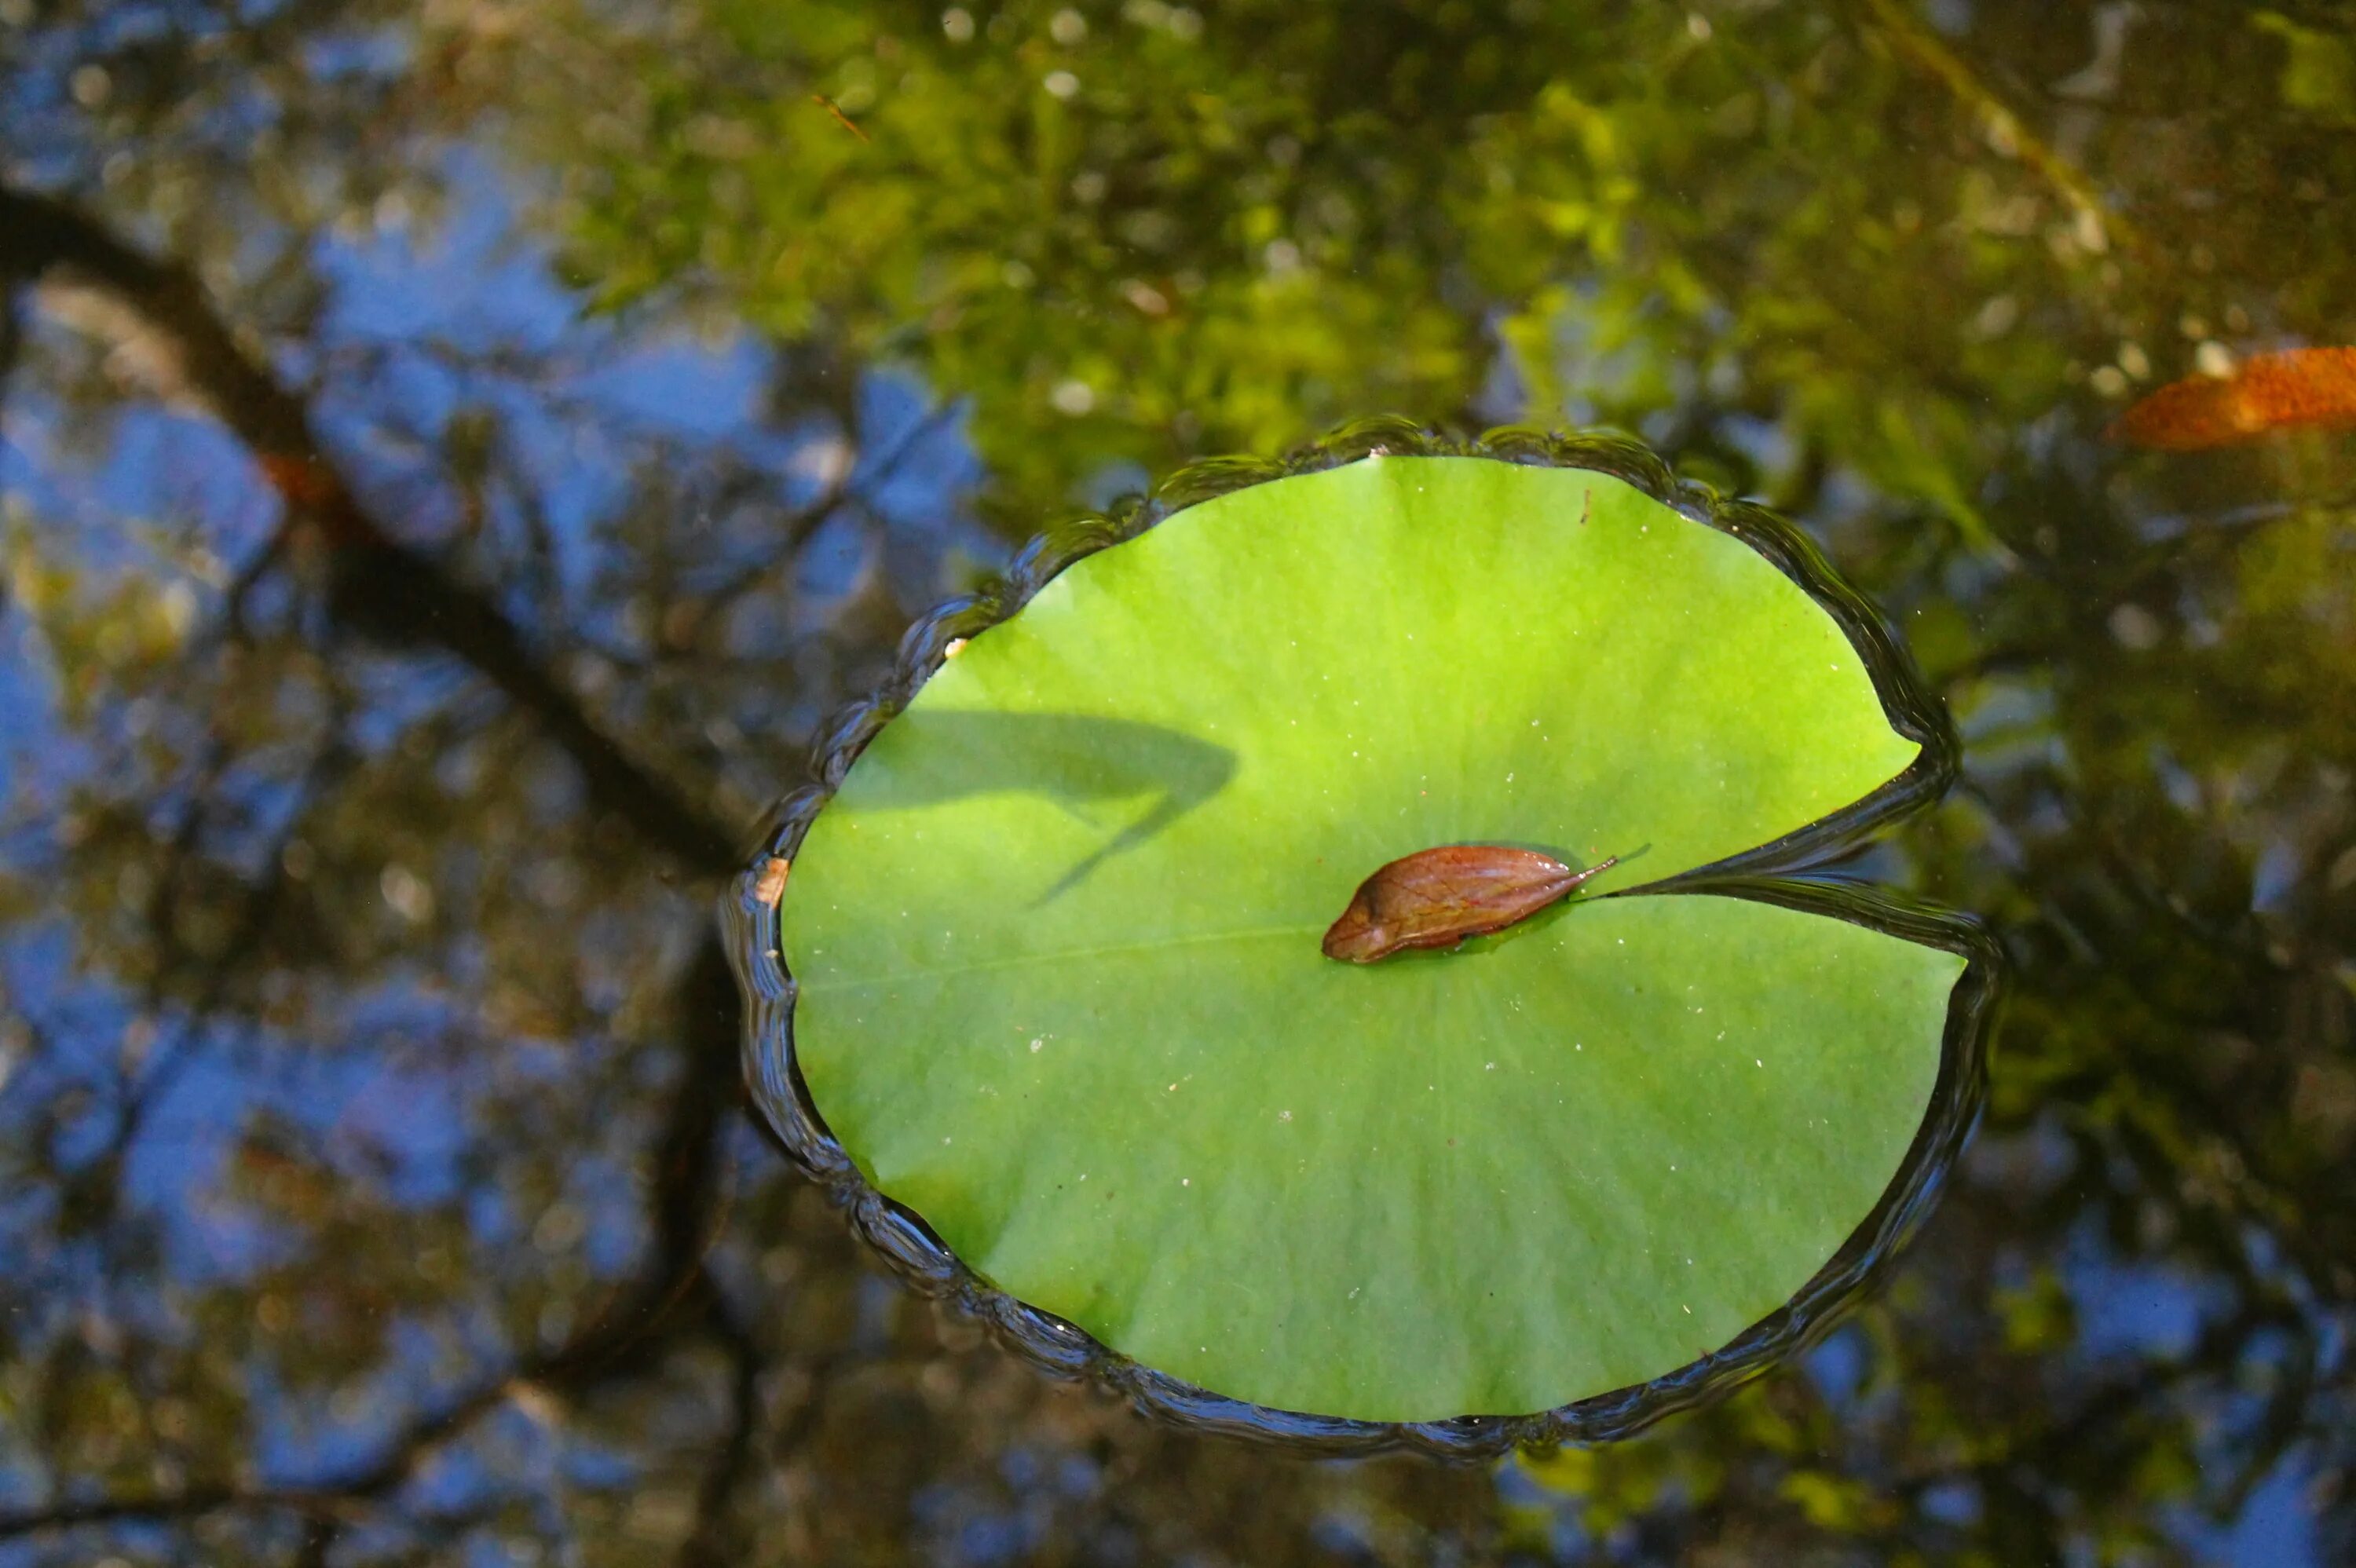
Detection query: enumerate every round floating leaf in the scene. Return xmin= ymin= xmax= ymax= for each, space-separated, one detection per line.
xmin=780 ymin=455 xmax=1966 ymax=1423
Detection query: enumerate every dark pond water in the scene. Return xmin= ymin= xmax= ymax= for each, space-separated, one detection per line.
xmin=3 ymin=1 xmax=2353 ymax=1563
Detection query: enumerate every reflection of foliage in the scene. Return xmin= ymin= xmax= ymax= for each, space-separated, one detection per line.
xmin=2255 ymin=11 xmax=2356 ymax=122
xmin=5 ymin=0 xmax=2356 ymax=1563
xmin=525 ymin=0 xmax=2353 ymax=544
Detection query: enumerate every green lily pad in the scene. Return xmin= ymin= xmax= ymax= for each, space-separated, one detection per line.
xmin=776 ymin=451 xmax=1972 ymax=1424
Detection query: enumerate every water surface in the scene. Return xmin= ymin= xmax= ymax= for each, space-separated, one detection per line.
xmin=2 ymin=2 xmax=2351 ymax=1563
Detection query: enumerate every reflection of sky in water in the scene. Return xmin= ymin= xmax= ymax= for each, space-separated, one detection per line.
xmin=1805 ymin=1322 xmax=1869 ymax=1407
xmin=2184 ymin=1450 xmax=2321 ymax=1567
xmin=2061 ymin=1212 xmax=2233 ymax=1363
xmin=0 ymin=145 xmax=991 ymax=1549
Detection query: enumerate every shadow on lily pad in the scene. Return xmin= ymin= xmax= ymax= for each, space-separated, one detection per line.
xmin=837 ymin=710 xmax=1236 ymax=903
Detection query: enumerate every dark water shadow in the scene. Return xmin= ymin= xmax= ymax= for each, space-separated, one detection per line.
xmin=846 ymin=711 xmax=1235 ymax=904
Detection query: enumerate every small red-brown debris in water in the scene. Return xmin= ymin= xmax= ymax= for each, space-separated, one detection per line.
xmin=258 ymin=452 xmax=341 ymax=508
xmin=2107 ymin=347 xmax=2356 ymax=451
xmin=753 ymin=857 xmax=792 ymax=905
xmin=256 ymin=451 xmax=390 ymax=555
xmin=1322 ymin=844 xmax=1619 ymax=963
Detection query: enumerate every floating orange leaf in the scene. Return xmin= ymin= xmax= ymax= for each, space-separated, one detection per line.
xmin=2107 ymin=347 xmax=2356 ymax=451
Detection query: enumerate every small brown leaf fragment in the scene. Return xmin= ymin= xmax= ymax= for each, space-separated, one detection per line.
xmin=1321 ymin=844 xmax=1619 ymax=963
xmin=753 ymin=857 xmax=792 ymax=905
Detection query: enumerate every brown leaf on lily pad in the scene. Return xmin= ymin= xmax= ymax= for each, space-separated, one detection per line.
xmin=1322 ymin=844 xmax=1619 ymax=963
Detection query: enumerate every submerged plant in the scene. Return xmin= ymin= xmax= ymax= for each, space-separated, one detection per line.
xmin=727 ymin=422 xmax=1996 ymax=1455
